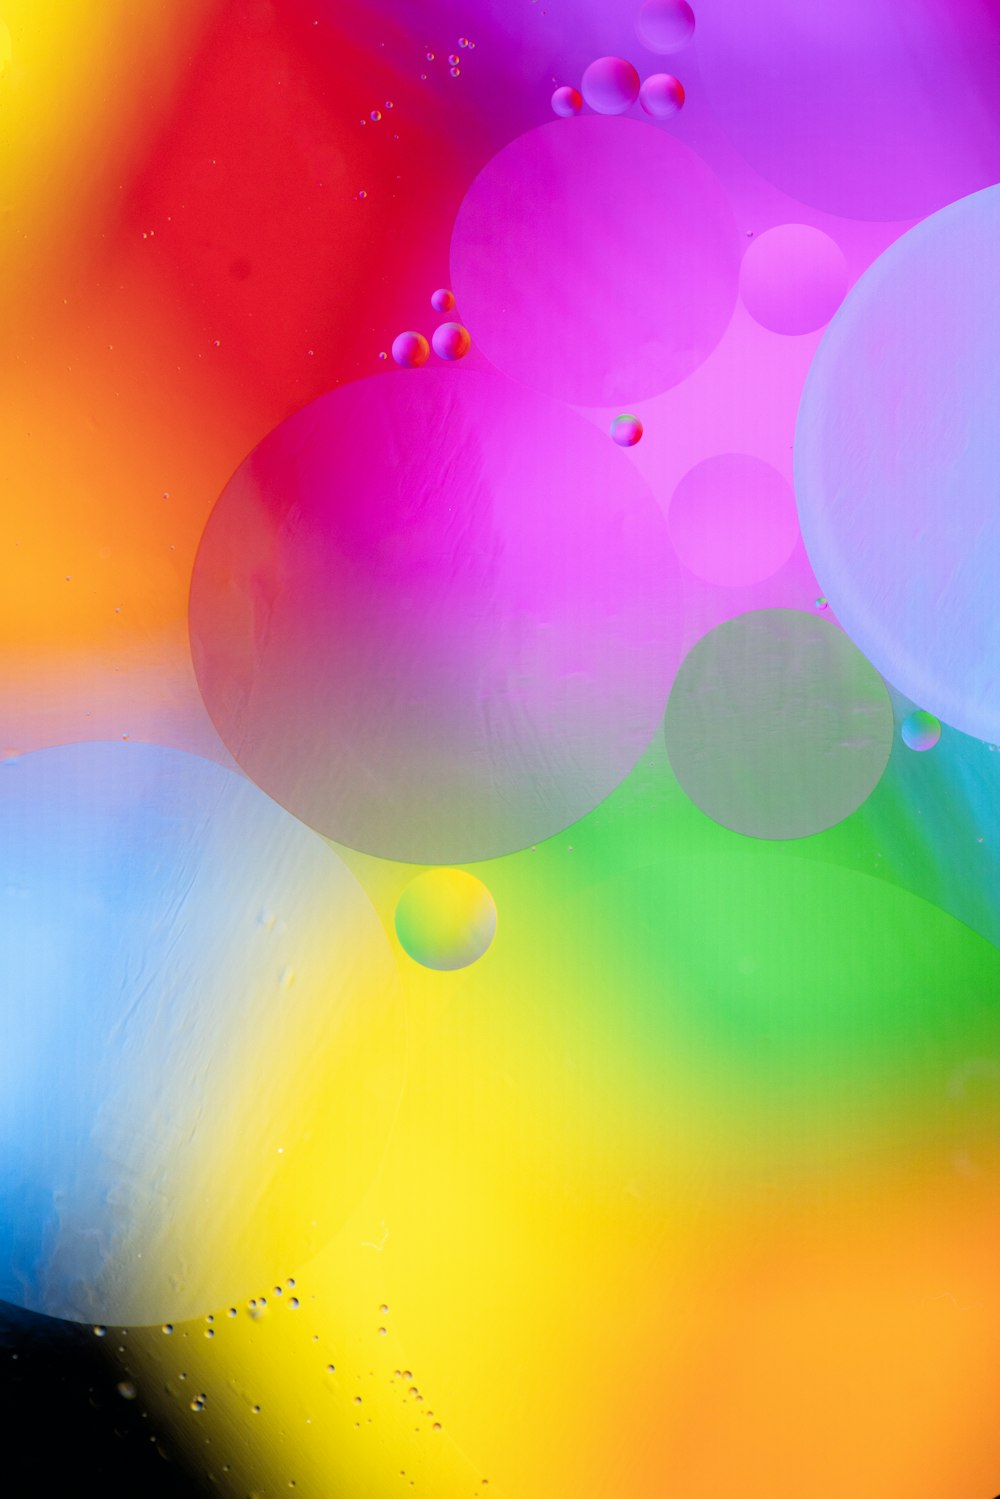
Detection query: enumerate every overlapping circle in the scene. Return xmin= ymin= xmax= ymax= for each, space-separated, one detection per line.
xmin=190 ymin=368 xmax=684 ymax=864
xmin=0 ymin=742 xmax=402 ymax=1326
xmin=450 ymin=117 xmax=740 ymax=405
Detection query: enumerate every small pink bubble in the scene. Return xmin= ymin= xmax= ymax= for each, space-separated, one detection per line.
xmin=581 ymin=57 xmax=640 ymax=115
xmin=551 ymin=86 xmax=583 ymax=118
xmin=432 ymin=322 xmax=471 ymax=361
xmin=639 ymin=73 xmax=685 ymax=118
xmin=392 ymin=331 xmax=430 ymax=368
xmin=431 ymin=287 xmax=456 ymax=312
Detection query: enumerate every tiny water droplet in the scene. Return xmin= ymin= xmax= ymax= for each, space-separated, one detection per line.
xmin=93 ymin=1326 xmax=107 ymax=1338
xmin=118 ymin=1381 xmax=137 ymax=1400
xmin=371 ymin=110 xmax=381 ymax=121
xmin=448 ymin=54 xmax=459 ymax=65
xmin=290 ymin=1297 xmax=300 ymax=1309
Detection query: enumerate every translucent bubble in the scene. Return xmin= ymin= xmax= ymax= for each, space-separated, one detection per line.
xmin=430 ymin=287 xmax=456 ymax=313
xmin=551 ymin=86 xmax=583 ymax=118
xmin=459 ymin=37 xmax=470 ymax=48
xmin=385 ymin=100 xmax=393 ymax=109
xmin=357 ymin=190 xmax=367 ymax=200
xmin=450 ymin=66 xmax=460 ymax=77
xmin=426 ymin=51 xmax=435 ymax=60
xmin=901 ymin=710 xmax=941 ymax=752
xmin=289 ymin=1297 xmax=300 ymax=1308
xmin=815 ymin=596 xmax=828 ymax=610
xmin=93 ymin=1326 xmax=107 ymax=1338
xmin=740 ymin=224 xmax=847 ymax=336
xmin=635 ymin=0 xmax=695 ymax=54
xmin=161 ymin=1323 xmax=173 ymax=1335
xmin=371 ymin=110 xmax=382 ymax=122
xmin=448 ymin=54 xmax=459 ymax=65
xmin=391 ymin=331 xmax=430 ymax=368
xmin=395 ymin=869 xmax=497 ymax=971
xmin=581 ymin=56 xmax=640 ymax=115
xmin=610 ymin=413 xmax=643 ymax=447
xmin=118 ymin=1381 xmax=137 ymax=1400
xmin=431 ymin=322 xmax=471 ymax=361
xmin=639 ymin=73 xmax=685 ymax=118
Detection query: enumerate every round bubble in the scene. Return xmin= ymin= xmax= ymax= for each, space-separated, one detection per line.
xmin=610 ymin=413 xmax=643 ymax=447
xmin=581 ymin=57 xmax=641 ymax=115
xmin=450 ymin=118 xmax=740 ymax=406
xmin=395 ymin=869 xmax=497 ymax=971
xmin=740 ymin=224 xmax=847 ymax=337
xmin=902 ymin=710 xmax=941 ymax=752
xmin=431 ymin=288 xmax=456 ymax=313
xmin=795 ymin=186 xmax=1000 ymax=744
xmin=635 ymin=0 xmax=695 ymax=53
xmin=431 ymin=321 xmax=471 ymax=361
xmin=668 ymin=453 xmax=799 ymax=588
xmin=190 ymin=368 xmax=684 ymax=865
xmin=551 ymin=86 xmax=583 ymax=118
xmin=664 ymin=609 xmax=894 ymax=839
xmin=0 ymin=742 xmax=402 ymax=1326
xmin=696 ymin=0 xmax=1000 ymax=221
xmin=392 ymin=330 xmax=429 ymax=368
xmin=639 ymin=73 xmax=685 ymax=118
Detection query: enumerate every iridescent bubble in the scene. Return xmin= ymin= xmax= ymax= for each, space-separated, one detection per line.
xmin=448 ymin=54 xmax=459 ymax=66
xmin=430 ymin=287 xmax=456 ymax=313
xmin=391 ymin=331 xmax=430 ymax=368
xmin=551 ymin=85 xmax=583 ymax=118
xmin=450 ymin=66 xmax=460 ymax=77
xmin=370 ymin=110 xmax=382 ymax=122
xmin=639 ymin=73 xmax=685 ymax=118
xmin=667 ymin=454 xmax=799 ymax=588
xmin=740 ymin=224 xmax=848 ymax=336
xmin=610 ymin=414 xmax=643 ymax=447
xmin=901 ymin=710 xmax=941 ymax=752
xmin=664 ymin=609 xmax=894 ymax=839
xmin=635 ymin=0 xmax=695 ymax=54
xmin=431 ymin=322 xmax=471 ymax=361
xmin=396 ymin=870 xmax=498 ymax=972
xmin=581 ymin=57 xmax=641 ymax=115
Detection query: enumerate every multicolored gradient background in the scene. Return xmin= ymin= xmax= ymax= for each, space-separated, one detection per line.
xmin=3 ymin=2 xmax=1000 ymax=1495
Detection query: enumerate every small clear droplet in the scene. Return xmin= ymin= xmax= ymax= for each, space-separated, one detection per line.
xmin=448 ymin=54 xmax=459 ymax=65
xmin=450 ymin=66 xmax=460 ymax=76
xmin=459 ymin=37 xmax=469 ymax=48
xmin=371 ymin=110 xmax=381 ymax=121
xmin=118 ymin=1381 xmax=137 ymax=1400
xmin=290 ymin=1297 xmax=300 ymax=1309
xmin=385 ymin=100 xmax=394 ymax=109
xmin=357 ymin=190 xmax=367 ymax=199
xmin=379 ymin=1304 xmax=389 ymax=1315
xmin=93 ymin=1326 xmax=107 ymax=1338
xmin=228 ymin=1307 xmax=237 ymax=1318
xmin=377 ymin=1326 xmax=387 ymax=1336
xmin=205 ymin=1328 xmax=215 ymax=1339
xmin=354 ymin=1396 xmax=363 ymax=1405
xmin=327 ymin=1364 xmax=336 ymax=1374
xmin=426 ymin=51 xmax=435 ymax=60
xmin=432 ymin=1422 xmax=442 ymax=1432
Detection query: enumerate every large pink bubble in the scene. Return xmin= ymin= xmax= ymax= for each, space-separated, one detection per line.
xmin=190 ymin=368 xmax=684 ymax=865
xmin=696 ymin=0 xmax=1000 ymax=221
xmin=668 ymin=454 xmax=799 ymax=588
xmin=450 ymin=118 xmax=740 ymax=406
xmin=740 ymin=224 xmax=848 ymax=336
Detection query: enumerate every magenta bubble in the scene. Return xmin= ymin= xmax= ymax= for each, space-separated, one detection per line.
xmin=581 ymin=56 xmax=641 ymax=115
xmin=740 ymin=224 xmax=848 ymax=336
xmin=668 ymin=454 xmax=799 ymax=588
xmin=451 ymin=117 xmax=740 ymax=405
xmin=697 ymin=0 xmax=1000 ymax=221
xmin=431 ymin=322 xmax=471 ymax=361
xmin=551 ymin=86 xmax=583 ymax=118
xmin=391 ymin=331 xmax=429 ymax=368
xmin=189 ymin=368 xmax=685 ymax=865
xmin=610 ymin=414 xmax=643 ymax=447
xmin=639 ymin=73 xmax=685 ymax=117
xmin=430 ymin=288 xmax=455 ymax=313
xmin=636 ymin=0 xmax=696 ymax=54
